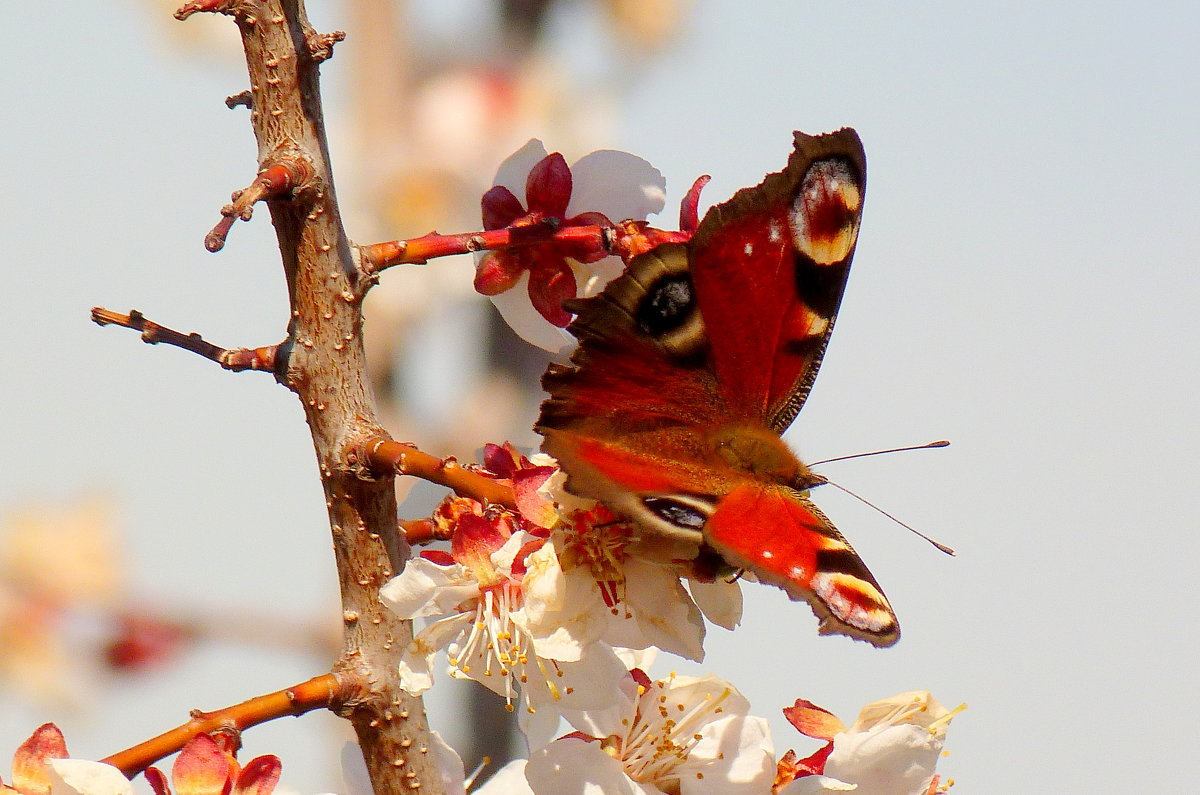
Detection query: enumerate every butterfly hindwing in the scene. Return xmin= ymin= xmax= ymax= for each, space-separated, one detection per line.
xmin=703 ymin=484 xmax=899 ymax=645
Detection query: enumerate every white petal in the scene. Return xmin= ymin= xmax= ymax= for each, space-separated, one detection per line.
xmin=613 ymin=645 xmax=658 ymax=673
xmin=488 ymin=271 xmax=576 ymax=353
xmin=493 ymin=139 xmax=550 ymax=198
xmin=824 ymin=724 xmax=942 ymax=795
xmin=535 ymin=466 xmax=596 ymax=513
xmin=683 ymin=715 xmax=775 ymax=795
xmin=686 ymin=576 xmax=743 ymax=631
xmin=492 ymin=530 xmax=541 ymax=577
xmin=527 ymin=738 xmax=655 ymax=795
xmin=566 ymin=150 xmax=667 ymax=222
xmin=518 ymin=699 xmax=567 ymax=751
xmin=778 ymin=775 xmax=859 ymax=793
xmin=399 ymin=613 xmax=473 ymax=694
xmin=571 ymin=256 xmax=626 ymax=300
xmin=660 ymin=673 xmax=752 ymax=719
xmin=556 ymin=644 xmax=633 ymax=712
xmin=604 ymin=558 xmax=705 ymax=661
xmin=518 ymin=543 xmax=608 ymax=663
xmin=46 ymin=760 xmax=135 ymax=795
xmin=558 ymin=674 xmax=640 ymax=739
xmin=429 ymin=730 xmax=467 ymax=795
xmin=474 ymin=759 xmax=534 ymax=794
xmin=847 ymin=691 xmax=952 ymax=735
xmin=380 ymin=558 xmax=477 ymax=619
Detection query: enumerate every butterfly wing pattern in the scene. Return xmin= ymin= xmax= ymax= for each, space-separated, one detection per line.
xmin=537 ymin=129 xmax=900 ymax=646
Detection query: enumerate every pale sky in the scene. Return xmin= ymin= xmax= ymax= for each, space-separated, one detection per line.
xmin=3 ymin=1 xmax=1198 ymax=792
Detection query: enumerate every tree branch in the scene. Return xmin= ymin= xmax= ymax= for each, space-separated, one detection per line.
xmin=164 ymin=1 xmax=444 ymax=790
xmin=101 ymin=673 xmax=348 ymax=778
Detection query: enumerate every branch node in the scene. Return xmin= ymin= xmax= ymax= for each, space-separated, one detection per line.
xmin=225 ymin=90 xmax=253 ymax=109
xmin=307 ymin=30 xmax=347 ymax=62
xmin=174 ymin=0 xmax=248 ymax=21
xmin=204 ymin=155 xmax=316 ymax=252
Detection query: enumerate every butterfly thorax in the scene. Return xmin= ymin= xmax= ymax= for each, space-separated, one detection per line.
xmin=708 ymin=423 xmax=818 ymax=489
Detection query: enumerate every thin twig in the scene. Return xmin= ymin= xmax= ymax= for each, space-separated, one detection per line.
xmin=360 ymin=222 xmax=693 ymax=275
xmin=91 ymin=308 xmax=280 ymax=373
xmin=362 ymin=438 xmax=518 ymax=510
xmin=399 ymin=518 xmax=445 ymax=545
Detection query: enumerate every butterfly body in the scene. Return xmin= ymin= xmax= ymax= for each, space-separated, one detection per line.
xmin=537 ymin=130 xmax=900 ymax=646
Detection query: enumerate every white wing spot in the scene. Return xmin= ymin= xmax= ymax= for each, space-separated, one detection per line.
xmin=768 ymin=220 xmax=782 ymax=243
xmin=761 ymin=549 xmax=773 ymax=559
xmin=743 ymin=242 xmax=753 ymax=256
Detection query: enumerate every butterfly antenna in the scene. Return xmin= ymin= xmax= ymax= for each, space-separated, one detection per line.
xmin=809 ymin=439 xmax=949 ymax=467
xmin=820 ymin=478 xmax=956 ymax=557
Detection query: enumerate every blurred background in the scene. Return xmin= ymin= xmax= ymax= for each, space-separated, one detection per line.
xmin=2 ymin=0 xmax=1197 ymax=791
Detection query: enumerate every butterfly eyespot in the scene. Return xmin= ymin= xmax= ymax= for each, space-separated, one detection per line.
xmin=641 ymin=495 xmax=713 ymax=531
xmin=623 ymin=244 xmax=708 ymax=360
xmin=636 ymin=274 xmax=694 ymax=335
xmin=789 ymin=157 xmax=862 ymax=267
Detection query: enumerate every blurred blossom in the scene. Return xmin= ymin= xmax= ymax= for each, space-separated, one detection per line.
xmin=0 ymin=498 xmax=122 ymax=704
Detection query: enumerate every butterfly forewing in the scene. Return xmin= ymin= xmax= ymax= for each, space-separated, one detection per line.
xmin=690 ymin=129 xmax=865 ymax=431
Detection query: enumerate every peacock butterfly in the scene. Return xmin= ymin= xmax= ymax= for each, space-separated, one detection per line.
xmin=536 ymin=129 xmax=899 ymax=646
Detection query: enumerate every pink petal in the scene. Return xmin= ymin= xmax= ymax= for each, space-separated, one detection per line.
xmin=11 ymin=724 xmax=68 ymax=795
xmin=451 ymin=514 xmax=510 ymax=572
xmin=482 ymin=442 xmax=522 ymax=479
xmin=419 ymin=549 xmax=456 ymax=566
xmin=473 ymin=252 xmax=525 ymax=296
xmin=528 ymin=265 xmax=577 ymax=327
xmin=232 ymin=755 xmax=280 ymax=795
xmin=782 ymin=699 xmax=846 ymax=741
xmin=792 ymin=741 xmax=835 ymax=777
xmin=679 ymin=174 xmax=711 ymax=233
xmin=525 ymin=153 xmax=572 ymax=218
xmin=144 ymin=767 xmax=172 ymax=795
xmin=481 ymin=185 xmax=526 ymax=230
xmin=508 ymin=537 xmax=546 ymax=580
xmin=171 ymin=735 xmax=232 ymax=795
xmin=513 ymin=466 xmax=558 ymax=529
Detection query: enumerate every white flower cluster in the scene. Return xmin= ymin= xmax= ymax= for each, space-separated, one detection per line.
xmin=379 ymin=444 xmax=960 ymax=794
